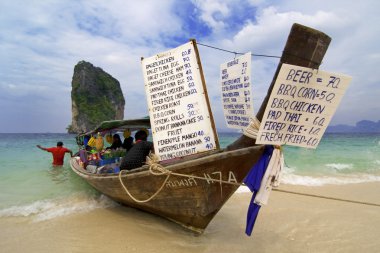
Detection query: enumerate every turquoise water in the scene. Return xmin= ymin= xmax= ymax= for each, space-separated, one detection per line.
xmin=282 ymin=133 xmax=380 ymax=185
xmin=0 ymin=132 xmax=379 ymax=219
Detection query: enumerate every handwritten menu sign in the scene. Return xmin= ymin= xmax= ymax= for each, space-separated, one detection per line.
xmin=220 ymin=52 xmax=254 ymax=129
xmin=141 ymin=41 xmax=218 ymax=161
xmin=256 ymin=63 xmax=352 ymax=149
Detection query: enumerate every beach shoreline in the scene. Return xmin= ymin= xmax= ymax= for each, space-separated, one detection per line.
xmin=1 ymin=182 xmax=379 ymax=253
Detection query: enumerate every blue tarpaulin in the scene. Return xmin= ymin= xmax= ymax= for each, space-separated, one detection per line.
xmin=243 ymin=145 xmax=274 ymax=236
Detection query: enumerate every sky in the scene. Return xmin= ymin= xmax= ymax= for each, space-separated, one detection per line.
xmin=0 ymin=0 xmax=379 ymax=133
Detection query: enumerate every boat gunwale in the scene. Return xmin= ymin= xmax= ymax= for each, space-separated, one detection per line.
xmin=70 ymin=145 xmax=264 ymax=180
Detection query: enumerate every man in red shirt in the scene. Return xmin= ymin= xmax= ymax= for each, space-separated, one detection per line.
xmin=36 ymin=142 xmax=73 ymax=166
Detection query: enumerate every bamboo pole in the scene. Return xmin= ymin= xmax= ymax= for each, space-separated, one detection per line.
xmin=226 ymin=23 xmax=331 ymax=151
xmin=190 ymin=39 xmax=221 ymax=151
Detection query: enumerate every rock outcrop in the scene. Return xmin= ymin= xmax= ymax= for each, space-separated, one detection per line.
xmin=68 ymin=61 xmax=125 ymax=133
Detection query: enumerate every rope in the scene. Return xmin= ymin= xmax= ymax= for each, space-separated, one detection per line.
xmin=273 ymin=188 xmax=380 ymax=207
xmin=243 ymin=117 xmax=261 ymax=139
xmin=196 ymin=42 xmax=324 ymax=67
xmin=197 ymin=42 xmax=281 ymax=59
xmin=118 ymin=169 xmax=171 ymax=203
xmin=240 ymin=118 xmax=380 ymax=207
xmin=196 ymin=42 xmax=323 ymax=66
xmin=145 ymin=153 xmax=243 ymax=186
xmin=118 ymin=153 xmax=242 ymax=203
xmin=149 ymin=155 xmax=240 ymax=198
xmin=118 ymin=154 xmax=380 ymax=208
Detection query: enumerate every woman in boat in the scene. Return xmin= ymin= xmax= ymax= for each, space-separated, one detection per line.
xmin=122 ymin=129 xmax=134 ymax=151
xmin=107 ymin=134 xmax=123 ymax=150
xmin=120 ymin=130 xmax=153 ymax=170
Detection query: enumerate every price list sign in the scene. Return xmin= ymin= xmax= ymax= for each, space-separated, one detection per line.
xmin=256 ymin=63 xmax=352 ymax=148
xmin=220 ymin=52 xmax=254 ymax=129
xmin=142 ymin=41 xmax=218 ymax=161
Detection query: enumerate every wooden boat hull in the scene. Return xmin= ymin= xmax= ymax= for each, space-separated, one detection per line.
xmin=70 ymin=145 xmax=264 ymax=233
xmin=70 ymin=23 xmax=331 ymax=233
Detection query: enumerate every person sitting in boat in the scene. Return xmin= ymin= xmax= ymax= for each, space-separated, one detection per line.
xmin=107 ymin=134 xmax=123 ymax=150
xmin=120 ymin=130 xmax=153 ymax=170
xmin=122 ymin=129 xmax=134 ymax=151
xmin=36 ymin=141 xmax=73 ymax=166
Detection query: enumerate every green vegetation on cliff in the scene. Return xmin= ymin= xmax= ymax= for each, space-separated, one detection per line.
xmin=69 ymin=61 xmax=125 ymax=133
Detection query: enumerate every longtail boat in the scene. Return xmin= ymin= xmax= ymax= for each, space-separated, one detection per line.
xmin=70 ymin=23 xmax=331 ymax=233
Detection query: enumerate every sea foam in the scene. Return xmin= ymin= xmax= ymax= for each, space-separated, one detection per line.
xmin=235 ymin=164 xmax=380 ymax=190
xmin=0 ymin=194 xmax=118 ymax=221
xmin=325 ymin=163 xmax=353 ymax=171
xmin=236 ymin=173 xmax=380 ymax=189
xmin=280 ymin=172 xmax=380 ymax=186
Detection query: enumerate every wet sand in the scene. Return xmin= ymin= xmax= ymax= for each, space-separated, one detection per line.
xmin=1 ymin=182 xmax=379 ymax=253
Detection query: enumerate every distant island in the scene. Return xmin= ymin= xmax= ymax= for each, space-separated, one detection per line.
xmin=216 ymin=119 xmax=380 ymax=134
xmin=327 ymin=120 xmax=380 ymax=133
xmin=67 ymin=61 xmax=125 ymax=134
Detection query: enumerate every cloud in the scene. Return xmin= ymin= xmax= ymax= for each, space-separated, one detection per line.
xmin=0 ymin=1 xmax=187 ymax=132
xmin=206 ymin=2 xmax=380 ymax=126
xmin=0 ymin=0 xmax=379 ymax=132
xmin=193 ymin=0 xmax=230 ymax=31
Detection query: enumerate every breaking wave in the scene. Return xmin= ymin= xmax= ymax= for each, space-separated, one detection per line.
xmin=280 ymin=173 xmax=380 ymax=186
xmin=237 ymin=164 xmax=380 ymax=190
xmin=325 ymin=163 xmax=354 ymax=171
xmin=0 ymin=194 xmax=118 ymax=221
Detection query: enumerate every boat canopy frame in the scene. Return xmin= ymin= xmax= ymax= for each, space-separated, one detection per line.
xmin=79 ymin=117 xmax=151 ymax=137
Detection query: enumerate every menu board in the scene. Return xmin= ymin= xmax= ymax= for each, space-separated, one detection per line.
xmin=220 ymin=52 xmax=254 ymax=129
xmin=256 ymin=63 xmax=352 ymax=148
xmin=141 ymin=41 xmax=218 ymax=161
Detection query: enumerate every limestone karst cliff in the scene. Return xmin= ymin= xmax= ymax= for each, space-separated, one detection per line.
xmin=68 ymin=61 xmax=125 ymax=133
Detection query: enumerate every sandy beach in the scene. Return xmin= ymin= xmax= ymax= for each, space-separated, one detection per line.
xmin=1 ymin=182 xmax=379 ymax=253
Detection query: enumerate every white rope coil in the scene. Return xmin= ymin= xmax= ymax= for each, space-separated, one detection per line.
xmin=117 ymin=152 xmax=171 ymax=203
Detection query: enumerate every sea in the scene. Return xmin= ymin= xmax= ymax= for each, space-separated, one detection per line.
xmin=0 ymin=132 xmax=379 ymax=222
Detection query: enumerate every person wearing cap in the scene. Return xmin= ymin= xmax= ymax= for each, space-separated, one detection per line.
xmin=36 ymin=141 xmax=73 ymax=166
